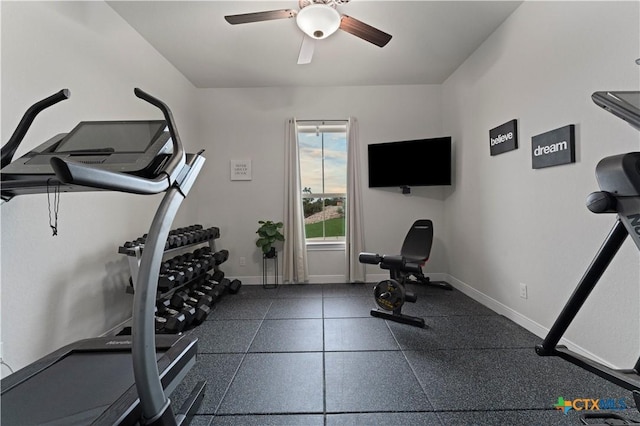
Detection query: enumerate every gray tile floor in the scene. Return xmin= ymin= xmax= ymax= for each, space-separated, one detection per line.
xmin=171 ymin=283 xmax=639 ymax=425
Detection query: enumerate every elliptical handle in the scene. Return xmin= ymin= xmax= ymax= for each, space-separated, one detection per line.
xmin=1 ymin=89 xmax=70 ymax=169
xmin=134 ymin=88 xmax=185 ymax=183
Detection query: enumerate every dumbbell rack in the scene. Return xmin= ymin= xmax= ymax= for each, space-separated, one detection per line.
xmin=118 ymin=224 xmax=237 ymax=334
xmin=119 ymin=224 xmax=221 ymax=295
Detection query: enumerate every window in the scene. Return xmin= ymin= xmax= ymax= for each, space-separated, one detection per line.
xmin=297 ymin=121 xmax=348 ymax=243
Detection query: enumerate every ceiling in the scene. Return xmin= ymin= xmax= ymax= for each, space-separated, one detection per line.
xmin=107 ymin=1 xmax=522 ymax=89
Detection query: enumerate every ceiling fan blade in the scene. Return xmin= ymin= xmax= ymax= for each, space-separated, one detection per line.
xmin=339 ymin=15 xmax=392 ymax=47
xmin=297 ymin=35 xmax=315 ymax=65
xmin=224 ymin=9 xmax=296 ymax=25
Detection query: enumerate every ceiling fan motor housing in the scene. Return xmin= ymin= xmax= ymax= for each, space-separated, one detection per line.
xmin=296 ymin=4 xmax=341 ymax=39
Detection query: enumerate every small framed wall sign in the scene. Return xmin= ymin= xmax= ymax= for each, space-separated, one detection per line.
xmin=489 ymin=119 xmax=518 ymax=156
xmin=230 ymin=159 xmax=252 ymax=181
xmin=531 ymin=125 xmax=575 ymax=169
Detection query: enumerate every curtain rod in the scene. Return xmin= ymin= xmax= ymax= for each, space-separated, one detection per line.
xmin=295 ymin=119 xmax=348 ymax=123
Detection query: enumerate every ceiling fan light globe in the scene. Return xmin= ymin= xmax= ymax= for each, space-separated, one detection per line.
xmin=296 ymin=4 xmax=340 ymax=40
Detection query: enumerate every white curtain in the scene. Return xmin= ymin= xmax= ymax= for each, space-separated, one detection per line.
xmin=345 ymin=117 xmax=366 ymax=282
xmin=283 ymin=118 xmax=309 ymax=284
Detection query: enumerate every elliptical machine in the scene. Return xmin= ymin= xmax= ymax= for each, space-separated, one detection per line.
xmin=536 ymin=91 xmax=640 ymax=422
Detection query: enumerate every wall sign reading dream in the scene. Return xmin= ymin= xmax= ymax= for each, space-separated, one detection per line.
xmin=531 ymin=125 xmax=575 ymax=169
xmin=489 ymin=119 xmax=518 ymax=156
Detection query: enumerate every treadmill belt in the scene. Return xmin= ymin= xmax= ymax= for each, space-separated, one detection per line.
xmin=2 ymin=351 xmax=163 ymax=426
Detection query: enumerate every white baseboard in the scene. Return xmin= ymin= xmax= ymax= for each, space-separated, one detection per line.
xmin=444 ymin=273 xmax=621 ymax=370
xmin=99 ymin=272 xmax=619 ymax=370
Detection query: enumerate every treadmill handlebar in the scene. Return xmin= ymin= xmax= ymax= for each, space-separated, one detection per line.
xmin=134 ymin=88 xmax=185 ymax=185
xmin=50 ymin=88 xmax=187 ymax=195
xmin=50 ymin=157 xmax=171 ymax=194
xmin=1 ymin=89 xmax=70 ymax=169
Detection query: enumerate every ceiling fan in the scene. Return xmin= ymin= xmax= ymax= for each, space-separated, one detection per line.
xmin=224 ymin=0 xmax=392 ymax=65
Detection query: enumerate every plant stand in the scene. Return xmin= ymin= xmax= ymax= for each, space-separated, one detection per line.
xmin=262 ymin=251 xmax=278 ymax=289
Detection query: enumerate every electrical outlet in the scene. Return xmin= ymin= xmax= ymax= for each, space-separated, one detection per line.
xmin=519 ymin=283 xmax=528 ymax=299
xmin=239 ymin=257 xmax=246 ymax=266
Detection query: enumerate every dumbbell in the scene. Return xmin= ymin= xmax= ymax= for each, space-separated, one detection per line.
xmin=193 ymin=246 xmax=211 ymax=256
xmin=190 ymin=289 xmax=215 ymax=307
xmin=199 ymin=282 xmax=226 ymax=302
xmin=156 ymin=299 xmax=187 ymax=333
xmin=158 ymin=270 xmax=186 ymax=292
xmin=213 ymin=250 xmax=229 ymax=265
xmin=168 ymin=232 xmax=188 ymax=247
xmin=184 ymin=259 xmax=204 ymax=276
xmin=206 ymin=227 xmax=220 ymax=240
xmin=185 ymin=292 xmax=212 ymax=325
xmin=207 ymin=270 xmax=225 ymax=283
xmin=170 ymin=290 xmax=213 ymax=310
xmin=161 ymin=299 xmax=196 ymax=333
xmin=160 ymin=258 xmax=181 ymax=273
xmin=170 ymin=290 xmax=211 ymax=325
xmin=175 ymin=263 xmax=195 ymax=281
xmin=225 ymin=279 xmax=242 ymax=295
xmin=197 ymin=256 xmax=212 ymax=272
xmin=193 ymin=252 xmax=216 ymax=271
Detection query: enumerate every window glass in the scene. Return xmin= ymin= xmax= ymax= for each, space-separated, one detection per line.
xmin=298 ymin=122 xmax=347 ymax=242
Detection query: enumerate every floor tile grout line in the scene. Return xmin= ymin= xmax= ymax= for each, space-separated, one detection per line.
xmin=322 ymin=295 xmax=328 ymax=426
xmin=195 ymin=286 xmax=552 ymax=424
xmin=383 ymin=318 xmax=439 ymax=412
xmin=210 ymin=298 xmax=273 ymax=415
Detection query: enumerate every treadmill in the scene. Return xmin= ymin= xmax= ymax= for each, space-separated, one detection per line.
xmin=1 ymin=88 xmax=207 ymax=425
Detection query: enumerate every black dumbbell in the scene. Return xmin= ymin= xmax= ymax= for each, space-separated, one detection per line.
xmin=171 ymin=290 xmax=212 ymax=310
xmin=197 ymin=257 xmax=212 ymax=272
xmin=189 ymin=289 xmax=214 ymax=307
xmin=193 ymin=246 xmax=211 ymax=256
xmin=158 ymin=270 xmax=186 ymax=292
xmin=182 ymin=295 xmax=211 ymax=325
xmin=207 ymin=227 xmax=220 ymax=239
xmin=170 ymin=291 xmax=190 ymax=309
xmin=208 ymin=270 xmax=225 ymax=283
xmin=179 ymin=264 xmax=195 ymax=281
xmin=156 ymin=300 xmax=187 ymax=333
xmin=213 ymin=250 xmax=229 ymax=265
xmin=184 ymin=260 xmax=204 ymax=276
xmin=180 ymin=304 xmax=197 ymax=327
xmin=189 ymin=303 xmax=210 ymax=325
xmin=225 ymin=279 xmax=242 ymax=295
xmin=200 ymin=282 xmax=226 ymax=302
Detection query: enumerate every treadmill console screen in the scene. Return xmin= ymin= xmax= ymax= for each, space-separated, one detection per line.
xmin=0 ymin=119 xmax=172 ymax=178
xmin=56 ymin=121 xmax=167 ymax=153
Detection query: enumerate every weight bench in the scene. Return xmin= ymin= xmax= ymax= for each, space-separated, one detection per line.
xmin=359 ymin=219 xmax=451 ymax=328
xmin=398 ymin=219 xmax=452 ymax=291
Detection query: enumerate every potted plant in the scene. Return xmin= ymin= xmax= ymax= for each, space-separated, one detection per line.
xmin=256 ymin=220 xmax=284 ymax=258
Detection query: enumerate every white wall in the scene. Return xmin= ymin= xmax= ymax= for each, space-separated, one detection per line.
xmin=1 ymin=1 xmax=198 ymax=372
xmin=193 ymin=85 xmax=446 ymax=284
xmin=6 ymin=0 xmax=637 ymax=380
xmin=442 ymin=1 xmax=640 ymax=368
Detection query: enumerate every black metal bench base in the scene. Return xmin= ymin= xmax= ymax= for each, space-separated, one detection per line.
xmin=370 ymin=309 xmax=425 ymax=328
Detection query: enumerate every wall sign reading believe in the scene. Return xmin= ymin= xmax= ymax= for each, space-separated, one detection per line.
xmin=489 ymin=119 xmax=518 ymax=156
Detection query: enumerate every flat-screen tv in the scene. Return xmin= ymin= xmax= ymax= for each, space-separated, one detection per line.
xmin=368 ymin=137 xmax=451 ymax=188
